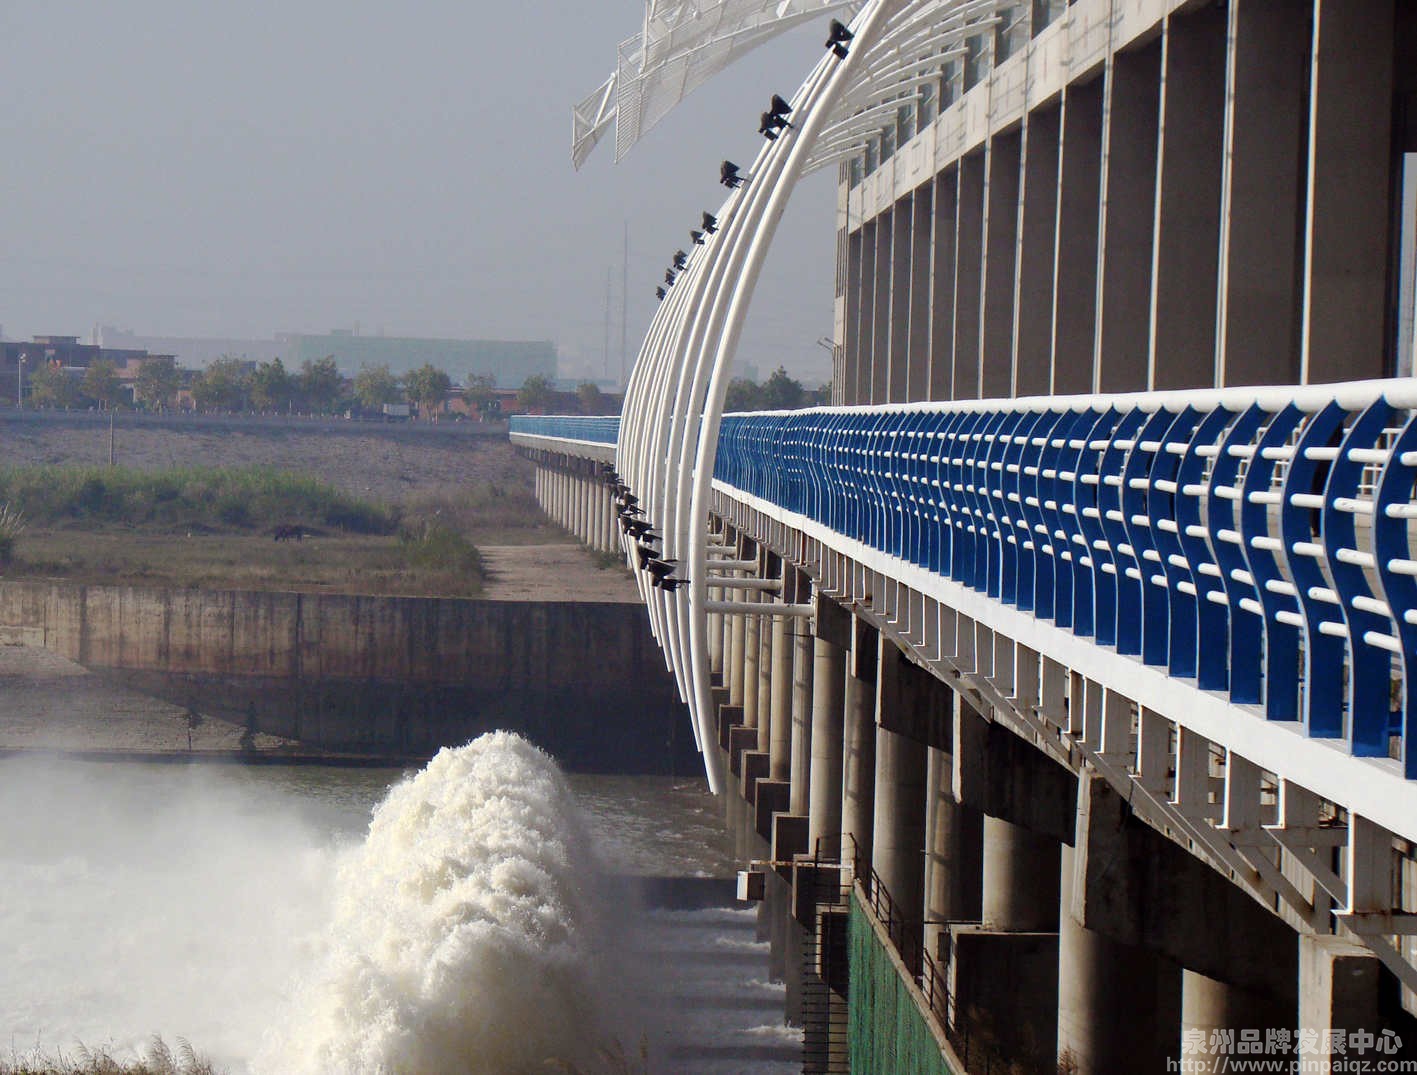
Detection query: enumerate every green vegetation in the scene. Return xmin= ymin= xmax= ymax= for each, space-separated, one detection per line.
xmin=0 ymin=465 xmax=395 ymax=535
xmin=189 ymin=358 xmax=250 ymax=412
xmin=724 ymin=365 xmax=830 ymax=412
xmin=398 ymin=481 xmax=550 ymax=546
xmin=463 ymin=372 xmax=500 ymax=418
xmin=0 ymin=504 xmax=25 ymax=567
xmin=517 ymin=373 xmax=555 ymax=412
xmin=404 ymin=363 xmax=453 ymax=420
xmin=0 ymin=469 xmax=549 ymax=597
xmin=247 ymin=357 xmax=292 ymax=411
xmin=352 ymin=363 xmax=401 ymax=410
xmin=400 ymin=520 xmax=483 ymax=576
xmin=134 ymin=357 xmax=181 ymax=412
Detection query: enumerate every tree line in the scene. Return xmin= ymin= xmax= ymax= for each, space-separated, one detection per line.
xmin=23 ymin=355 xmax=824 ymax=417
xmin=23 ymin=355 xmax=614 ymax=420
xmin=724 ymin=366 xmax=831 ymax=412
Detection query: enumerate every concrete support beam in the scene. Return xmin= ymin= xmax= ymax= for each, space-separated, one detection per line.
xmin=1058 ymin=843 xmax=1183 ymax=1075
xmin=930 ymin=167 xmax=959 ymax=401
xmin=924 ymin=744 xmax=983 ymax=964
xmin=954 ymin=151 xmax=986 ymax=400
xmin=769 ymin=614 xmax=792 ymax=782
xmin=982 ymin=815 xmax=1060 ymax=932
xmin=1097 ymin=40 xmax=1161 ymax=394
xmin=842 ymin=621 xmax=878 ymax=865
xmin=743 ymin=597 xmax=761 ymax=729
xmin=808 ymin=634 xmax=847 ymax=856
xmin=872 ymin=209 xmax=893 ymax=404
xmin=1182 ymin=969 xmax=1296 ymax=1069
xmin=906 ymin=182 xmax=934 ymax=402
xmin=1217 ymin=0 xmax=1309 ymax=386
xmin=1053 ymin=76 xmax=1104 ymax=395
xmin=1301 ymin=0 xmax=1395 ymax=384
xmin=1016 ymin=102 xmax=1061 ymax=397
xmin=756 ymin=601 xmax=774 ymax=745
xmin=888 ymin=194 xmax=913 ymax=403
xmin=728 ymin=603 xmax=747 ymax=707
xmin=858 ymin=219 xmax=877 ymax=404
xmin=1150 ymin=5 xmax=1226 ymax=390
xmin=1298 ymin=935 xmax=1383 ymax=1063
xmin=789 ymin=624 xmax=815 ymax=816
xmin=952 ymin=699 xmax=1076 ymax=845
xmin=845 ymin=228 xmax=864 ymax=405
xmin=1073 ymin=770 xmax=1298 ymax=1001
xmin=982 ymin=128 xmax=1021 ymax=399
xmin=951 ymin=927 xmax=1059 ymax=1071
xmin=871 ymin=717 xmax=928 ymax=935
xmin=875 ymin=640 xmax=952 ymax=749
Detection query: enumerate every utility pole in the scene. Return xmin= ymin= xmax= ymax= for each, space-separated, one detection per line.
xmin=603 ymin=267 xmax=612 ymax=380
xmin=621 ymin=221 xmax=630 ymax=390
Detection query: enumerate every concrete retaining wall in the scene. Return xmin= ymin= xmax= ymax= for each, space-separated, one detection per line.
xmin=0 ymin=581 xmax=695 ymax=772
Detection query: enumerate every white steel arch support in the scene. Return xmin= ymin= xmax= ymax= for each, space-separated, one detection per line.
xmin=683 ymin=0 xmax=910 ymax=788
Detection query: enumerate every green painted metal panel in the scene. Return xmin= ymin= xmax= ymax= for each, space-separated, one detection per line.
xmin=848 ymin=891 xmax=958 ymax=1075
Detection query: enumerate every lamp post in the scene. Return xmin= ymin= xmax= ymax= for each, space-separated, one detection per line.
xmin=16 ymin=353 xmax=25 ymax=410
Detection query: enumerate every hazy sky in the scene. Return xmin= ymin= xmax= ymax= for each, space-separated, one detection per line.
xmin=1 ymin=1 xmax=839 ymax=385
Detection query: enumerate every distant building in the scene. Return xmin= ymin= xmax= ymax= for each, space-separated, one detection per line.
xmin=0 ymin=335 xmax=177 ymax=405
xmin=98 ymin=327 xmax=284 ymax=368
xmin=99 ymin=326 xmax=558 ymax=386
xmin=282 ymin=331 xmax=556 ymax=386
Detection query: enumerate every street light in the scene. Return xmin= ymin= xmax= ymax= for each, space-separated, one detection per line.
xmin=16 ymin=353 xmax=25 ymax=410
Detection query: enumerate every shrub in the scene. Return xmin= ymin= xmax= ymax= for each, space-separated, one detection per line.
xmin=399 ymin=521 xmax=484 ymax=577
xmin=0 ymin=503 xmax=24 ymax=566
xmin=0 ymin=466 xmax=395 ymax=535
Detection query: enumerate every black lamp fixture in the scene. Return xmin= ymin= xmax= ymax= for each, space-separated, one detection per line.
xmin=826 ymin=18 xmax=853 ymax=58
xmin=672 ymin=249 xmax=688 ymax=271
xmin=702 ymin=211 xmax=719 ymax=234
xmin=655 ymin=286 xmax=667 ymax=301
xmin=720 ymin=160 xmax=746 ymax=188
xmin=690 ymin=229 xmax=705 ymax=245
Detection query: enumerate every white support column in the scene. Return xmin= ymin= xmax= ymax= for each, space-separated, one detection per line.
xmin=769 ymin=613 xmax=793 ymax=782
xmin=789 ymin=622 xmax=815 ymax=815
xmin=808 ymin=634 xmax=846 ymax=854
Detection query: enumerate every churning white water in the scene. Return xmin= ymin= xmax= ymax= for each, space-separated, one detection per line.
xmin=0 ymin=734 xmax=615 ymax=1075
xmin=256 ymin=732 xmax=610 ymax=1074
xmin=0 ymin=756 xmax=349 ymax=1070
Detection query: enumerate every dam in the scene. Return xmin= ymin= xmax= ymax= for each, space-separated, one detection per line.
xmin=519 ymin=0 xmax=1417 ymax=1070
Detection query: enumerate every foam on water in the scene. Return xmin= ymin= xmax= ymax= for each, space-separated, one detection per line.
xmin=257 ymin=732 xmax=609 ymax=1075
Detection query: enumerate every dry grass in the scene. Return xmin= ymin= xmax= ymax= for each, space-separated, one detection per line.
xmin=11 ymin=528 xmax=486 ymax=598
xmin=398 ymin=481 xmax=566 ymax=547
xmin=0 ymin=1037 xmax=220 ymax=1074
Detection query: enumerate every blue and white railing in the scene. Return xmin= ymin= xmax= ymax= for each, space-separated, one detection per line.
xmin=717 ymin=383 xmax=1417 ymax=780
xmin=509 ymin=414 xmax=619 ymax=446
xmin=518 ymin=378 xmax=1417 ymax=782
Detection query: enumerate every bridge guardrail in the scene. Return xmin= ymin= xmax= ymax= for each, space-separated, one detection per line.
xmin=508 ymin=414 xmax=619 ymax=445
xmin=515 ymin=381 xmax=1417 ymax=781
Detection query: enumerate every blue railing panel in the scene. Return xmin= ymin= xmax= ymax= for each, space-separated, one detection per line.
xmin=515 ymin=393 xmax=1417 ymax=780
xmin=509 ymin=415 xmax=619 ymax=445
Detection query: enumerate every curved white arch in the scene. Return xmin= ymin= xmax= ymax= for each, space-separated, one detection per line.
xmin=610 ymin=0 xmax=911 ymax=792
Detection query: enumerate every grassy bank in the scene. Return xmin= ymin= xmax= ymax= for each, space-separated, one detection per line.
xmin=0 ymin=465 xmax=499 ymax=598
xmin=0 ymin=465 xmax=394 ymax=534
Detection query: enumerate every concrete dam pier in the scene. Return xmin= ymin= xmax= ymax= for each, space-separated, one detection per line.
xmin=0 ymin=580 xmax=697 ymax=772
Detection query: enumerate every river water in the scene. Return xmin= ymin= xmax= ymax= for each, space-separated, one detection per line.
xmin=0 ymin=740 xmax=797 ymax=1074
